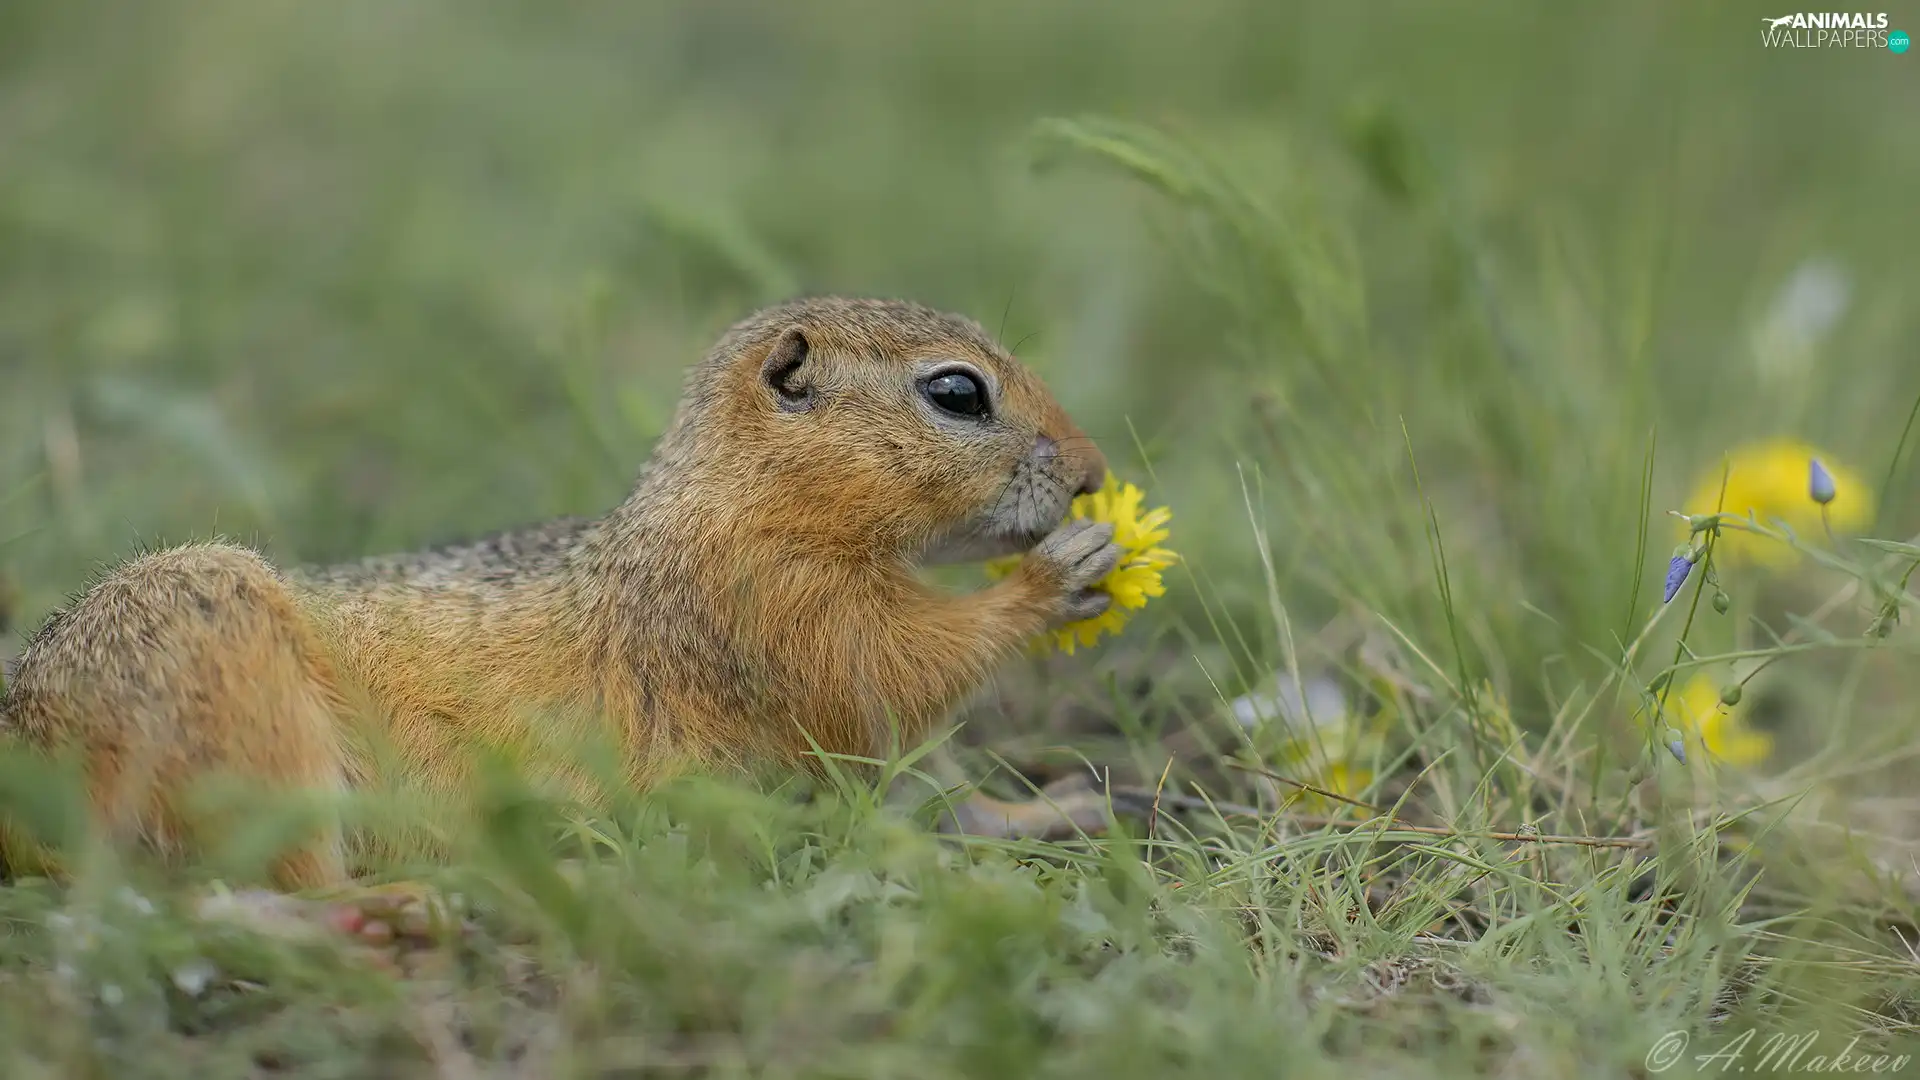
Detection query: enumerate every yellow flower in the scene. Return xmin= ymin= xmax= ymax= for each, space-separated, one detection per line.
xmin=1664 ymin=674 xmax=1773 ymax=767
xmin=1278 ymin=759 xmax=1374 ymax=813
xmin=1226 ymin=672 xmax=1380 ymax=812
xmin=1681 ymin=440 xmax=1872 ymax=567
xmin=984 ymin=472 xmax=1178 ymax=655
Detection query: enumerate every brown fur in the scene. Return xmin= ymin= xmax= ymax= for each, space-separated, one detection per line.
xmin=1 ymin=297 xmax=1120 ymax=888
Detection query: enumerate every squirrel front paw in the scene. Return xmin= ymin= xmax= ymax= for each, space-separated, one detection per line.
xmin=1022 ymin=518 xmax=1123 ymax=627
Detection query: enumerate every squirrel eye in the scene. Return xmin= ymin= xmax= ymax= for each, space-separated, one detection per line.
xmin=924 ymin=371 xmax=988 ymax=418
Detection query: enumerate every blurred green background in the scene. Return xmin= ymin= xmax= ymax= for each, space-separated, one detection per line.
xmin=1 ymin=0 xmax=1915 ymax=731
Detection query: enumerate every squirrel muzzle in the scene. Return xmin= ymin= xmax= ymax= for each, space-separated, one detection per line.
xmin=919 ymin=427 xmax=1107 ymax=566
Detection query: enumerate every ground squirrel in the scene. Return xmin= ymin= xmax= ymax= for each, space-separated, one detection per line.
xmin=0 ymin=296 xmax=1129 ymax=904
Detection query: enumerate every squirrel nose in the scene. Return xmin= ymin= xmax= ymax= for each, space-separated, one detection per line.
xmin=1037 ymin=434 xmax=1105 ymax=497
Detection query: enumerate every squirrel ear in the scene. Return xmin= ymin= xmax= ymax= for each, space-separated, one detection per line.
xmin=760 ymin=327 xmax=814 ymax=411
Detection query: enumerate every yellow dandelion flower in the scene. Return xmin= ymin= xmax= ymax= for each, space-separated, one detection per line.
xmin=1681 ymin=439 xmax=1872 ymax=567
xmin=1228 ymin=670 xmax=1380 ymax=812
xmin=984 ymin=472 xmax=1178 ymax=655
xmin=1664 ymin=674 xmax=1773 ymax=767
xmin=1277 ymin=759 xmax=1374 ymax=814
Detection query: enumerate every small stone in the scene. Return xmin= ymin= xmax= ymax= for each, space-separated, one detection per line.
xmin=170 ymin=959 xmax=219 ymax=998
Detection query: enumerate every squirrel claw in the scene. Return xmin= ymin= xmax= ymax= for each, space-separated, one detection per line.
xmin=1027 ymin=519 xmax=1123 ymax=627
xmin=1059 ymin=587 xmax=1113 ymax=624
xmin=197 ymin=882 xmax=472 ymax=976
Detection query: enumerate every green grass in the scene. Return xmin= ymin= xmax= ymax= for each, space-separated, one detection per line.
xmin=3 ymin=1 xmax=1919 ymax=1076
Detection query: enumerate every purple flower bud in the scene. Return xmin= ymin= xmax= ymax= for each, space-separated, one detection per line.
xmin=1667 ymin=739 xmax=1687 ymax=765
xmin=1662 ymin=553 xmax=1693 ymax=604
xmin=1808 ymin=457 xmax=1836 ymax=505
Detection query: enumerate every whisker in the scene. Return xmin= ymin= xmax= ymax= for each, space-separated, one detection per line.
xmin=986 ymin=468 xmax=1021 ymax=529
xmin=1029 ymin=469 xmax=1071 ymax=497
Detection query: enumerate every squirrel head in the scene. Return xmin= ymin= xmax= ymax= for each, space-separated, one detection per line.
xmin=665 ymin=297 xmax=1107 ymax=562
